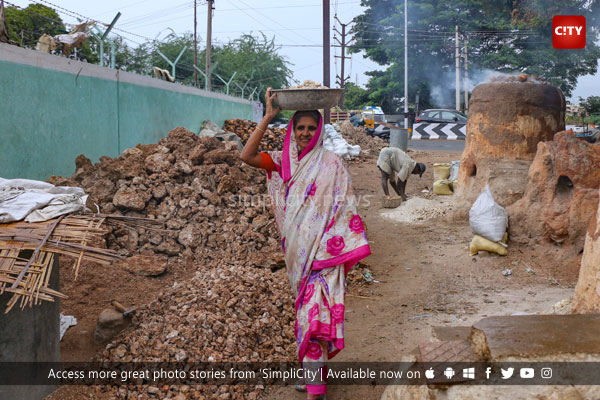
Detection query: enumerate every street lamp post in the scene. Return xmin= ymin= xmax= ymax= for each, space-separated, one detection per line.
xmin=404 ymin=0 xmax=408 ymax=129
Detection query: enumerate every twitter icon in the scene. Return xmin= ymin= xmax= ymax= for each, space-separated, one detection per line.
xmin=501 ymin=367 xmax=514 ymax=379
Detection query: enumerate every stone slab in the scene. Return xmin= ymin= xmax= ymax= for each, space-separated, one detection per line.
xmin=471 ymin=314 xmax=600 ymax=360
xmin=433 ymin=326 xmax=472 ymax=342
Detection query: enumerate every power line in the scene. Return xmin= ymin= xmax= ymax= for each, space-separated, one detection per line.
xmin=235 ymin=0 xmax=320 ymax=46
xmin=118 ymin=2 xmax=192 ymax=28
xmin=223 ymin=0 xmax=316 ymax=50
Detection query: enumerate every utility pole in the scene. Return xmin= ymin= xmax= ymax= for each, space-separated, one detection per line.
xmin=455 ymin=25 xmax=460 ymax=111
xmin=404 ymin=0 xmax=408 ymax=129
xmin=463 ymin=35 xmax=469 ymax=111
xmin=323 ymin=0 xmax=330 ymax=123
xmin=194 ymin=0 xmax=197 ymax=87
xmin=334 ymin=16 xmax=352 ymax=109
xmin=206 ymin=0 xmax=214 ymax=91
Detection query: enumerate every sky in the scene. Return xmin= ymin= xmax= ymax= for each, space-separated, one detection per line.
xmin=8 ymin=0 xmax=600 ymax=103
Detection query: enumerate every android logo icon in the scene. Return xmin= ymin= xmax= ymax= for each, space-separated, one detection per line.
xmin=444 ymin=367 xmax=455 ymax=379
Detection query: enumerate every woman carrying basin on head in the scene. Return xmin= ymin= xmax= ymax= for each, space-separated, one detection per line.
xmin=240 ymin=88 xmax=371 ymax=399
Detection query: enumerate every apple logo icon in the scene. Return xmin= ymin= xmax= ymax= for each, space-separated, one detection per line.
xmin=425 ymin=368 xmax=435 ymax=379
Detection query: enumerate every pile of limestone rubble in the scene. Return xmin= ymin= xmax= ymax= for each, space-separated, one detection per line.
xmin=223 ymin=118 xmax=286 ymax=151
xmin=96 ymin=264 xmax=295 ymax=399
xmin=49 ymin=127 xmax=297 ymax=398
xmin=49 ymin=125 xmax=376 ymax=399
xmin=338 ymin=120 xmax=386 ymax=153
xmin=48 ymin=127 xmax=282 ymax=270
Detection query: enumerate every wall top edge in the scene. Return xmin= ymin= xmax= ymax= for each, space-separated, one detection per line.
xmin=0 ymin=43 xmax=252 ymax=105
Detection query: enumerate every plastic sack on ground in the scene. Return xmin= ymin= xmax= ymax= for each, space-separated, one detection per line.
xmin=448 ymin=160 xmax=460 ymax=181
xmin=433 ymin=179 xmax=454 ymax=195
xmin=198 ymin=120 xmax=224 ymax=137
xmin=469 ymin=185 xmax=508 ymax=242
xmin=433 ymin=163 xmax=451 ymax=181
xmin=470 ymin=235 xmax=507 ymax=256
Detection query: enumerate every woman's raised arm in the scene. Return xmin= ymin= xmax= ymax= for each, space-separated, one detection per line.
xmin=240 ymin=87 xmax=281 ymax=168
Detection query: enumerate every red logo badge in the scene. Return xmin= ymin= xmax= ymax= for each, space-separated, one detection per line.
xmin=553 ymin=16 xmax=586 ymax=49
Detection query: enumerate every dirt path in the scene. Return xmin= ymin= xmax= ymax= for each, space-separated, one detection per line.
xmin=268 ymin=149 xmax=574 ymax=400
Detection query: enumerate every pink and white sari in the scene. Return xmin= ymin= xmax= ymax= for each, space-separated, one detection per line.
xmin=265 ymin=112 xmax=371 ymax=374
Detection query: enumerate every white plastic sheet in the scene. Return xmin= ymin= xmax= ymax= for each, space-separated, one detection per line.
xmin=60 ymin=314 xmax=78 ymax=341
xmin=469 ymin=185 xmax=508 ymax=242
xmin=0 ymin=178 xmax=87 ymax=223
xmin=54 ymin=32 xmax=88 ymax=46
xmin=323 ymin=124 xmax=361 ymax=159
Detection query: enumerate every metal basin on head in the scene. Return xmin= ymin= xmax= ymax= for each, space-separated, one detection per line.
xmin=271 ymin=88 xmax=343 ymax=111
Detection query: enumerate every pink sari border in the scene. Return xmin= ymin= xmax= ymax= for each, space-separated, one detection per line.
xmin=307 ymin=384 xmax=327 ymax=395
xmin=298 ymin=319 xmax=346 ymax=363
xmin=298 ymin=114 xmax=323 ymax=161
xmin=281 ymin=112 xmax=323 ymax=182
xmin=311 ymin=244 xmax=371 ymax=271
xmin=281 ymin=121 xmax=293 ymax=182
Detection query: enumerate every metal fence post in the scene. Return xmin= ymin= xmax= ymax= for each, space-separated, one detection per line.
xmin=156 ymin=46 xmax=188 ymax=82
xmin=214 ymin=71 xmax=237 ymax=95
xmin=193 ymin=62 xmax=217 ymax=90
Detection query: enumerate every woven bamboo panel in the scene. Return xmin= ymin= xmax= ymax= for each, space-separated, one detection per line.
xmin=0 ymin=215 xmax=122 ymax=313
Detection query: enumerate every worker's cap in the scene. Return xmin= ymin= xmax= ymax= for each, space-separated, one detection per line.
xmin=417 ymin=163 xmax=426 ymax=178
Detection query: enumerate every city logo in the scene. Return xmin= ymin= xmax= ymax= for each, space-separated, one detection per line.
xmin=500 ymin=367 xmax=514 ymax=379
xmin=520 ymin=368 xmax=535 ymax=379
xmin=425 ymin=368 xmax=435 ymax=379
xmin=444 ymin=367 xmax=455 ymax=379
xmin=553 ymin=15 xmax=586 ymax=49
xmin=462 ymin=367 xmax=475 ymax=379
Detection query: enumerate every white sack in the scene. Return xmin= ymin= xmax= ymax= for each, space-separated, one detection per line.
xmin=469 ymin=185 xmax=508 ymax=242
xmin=449 ymin=160 xmax=460 ymax=181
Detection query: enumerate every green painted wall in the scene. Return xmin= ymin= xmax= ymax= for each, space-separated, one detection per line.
xmin=0 ymin=51 xmax=252 ymax=181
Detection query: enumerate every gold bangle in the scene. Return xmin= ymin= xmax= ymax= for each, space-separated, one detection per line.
xmin=256 ymin=126 xmax=265 ymax=133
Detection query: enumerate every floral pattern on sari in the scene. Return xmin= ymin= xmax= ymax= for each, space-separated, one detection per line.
xmin=265 ymin=113 xmax=371 ymax=363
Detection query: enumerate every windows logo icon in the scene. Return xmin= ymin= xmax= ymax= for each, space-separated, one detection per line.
xmin=462 ymin=367 xmax=475 ymax=379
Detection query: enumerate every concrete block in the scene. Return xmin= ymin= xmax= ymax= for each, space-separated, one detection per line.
xmin=0 ymin=252 xmax=60 ymax=399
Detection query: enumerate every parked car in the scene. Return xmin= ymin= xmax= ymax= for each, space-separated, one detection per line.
xmin=415 ymin=109 xmax=467 ymax=124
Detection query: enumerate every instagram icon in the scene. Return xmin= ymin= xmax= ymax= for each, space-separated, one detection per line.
xmin=541 ymin=368 xmax=552 ymax=379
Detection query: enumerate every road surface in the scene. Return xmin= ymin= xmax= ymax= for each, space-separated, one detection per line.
xmin=408 ymin=139 xmax=465 ymax=152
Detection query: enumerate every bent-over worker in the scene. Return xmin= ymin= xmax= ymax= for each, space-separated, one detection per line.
xmin=377 ymin=146 xmax=426 ymax=201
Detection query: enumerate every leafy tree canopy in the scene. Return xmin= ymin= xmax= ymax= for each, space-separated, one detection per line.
xmin=343 ymin=82 xmax=370 ymax=110
xmin=351 ymin=0 xmax=600 ymax=112
xmin=580 ymin=95 xmax=600 ymax=115
xmin=5 ymin=4 xmax=65 ymax=46
xmin=147 ymin=32 xmax=292 ymax=103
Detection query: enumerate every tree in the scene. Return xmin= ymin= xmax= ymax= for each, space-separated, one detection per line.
xmin=146 ymin=32 xmax=292 ymax=104
xmin=148 ymin=32 xmax=195 ymax=82
xmin=101 ymin=35 xmax=148 ymax=73
xmin=579 ymin=95 xmax=600 ymax=126
xmin=343 ymin=82 xmax=370 ymax=110
xmin=4 ymin=4 xmax=65 ymax=47
xmin=580 ymin=95 xmax=600 ymax=115
xmin=351 ymin=0 xmax=600 ymax=108
xmin=208 ymin=33 xmax=292 ymax=101
xmin=128 ymin=42 xmax=151 ymax=75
